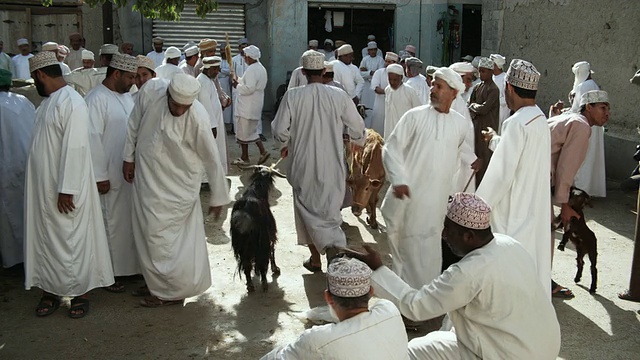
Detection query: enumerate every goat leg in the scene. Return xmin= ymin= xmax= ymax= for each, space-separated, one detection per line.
xmin=261 ymin=272 xmax=268 ymax=292
xmin=243 ymin=260 xmax=255 ymax=293
xmin=574 ymin=247 xmax=585 ymax=284
xmin=366 ymin=194 xmax=379 ymax=229
xmin=588 ymin=250 xmax=598 ymax=294
xmin=557 ymin=233 xmax=570 ymax=251
xmin=270 ymin=243 xmax=281 ymax=276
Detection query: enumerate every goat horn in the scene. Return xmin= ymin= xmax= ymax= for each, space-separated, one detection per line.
xmin=271 ymin=169 xmax=287 ymax=178
xmin=269 ymin=156 xmax=284 ymax=170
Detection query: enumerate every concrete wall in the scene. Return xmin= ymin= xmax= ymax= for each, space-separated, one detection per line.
xmin=481 ymin=0 xmax=640 ymax=180
xmin=80 ymin=4 xmax=104 ymax=55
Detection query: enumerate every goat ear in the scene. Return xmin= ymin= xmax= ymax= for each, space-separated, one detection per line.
xmin=370 ymin=179 xmax=382 ymax=186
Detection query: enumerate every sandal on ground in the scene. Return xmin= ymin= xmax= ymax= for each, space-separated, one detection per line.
xmin=258 ymin=152 xmax=271 ymax=165
xmin=552 ymin=286 xmax=575 ymax=299
xmin=303 ymin=257 xmax=322 ymax=273
xmin=35 ymin=295 xmax=60 ymax=317
xmin=231 ymin=158 xmax=250 ymax=167
xmin=68 ymin=297 xmax=90 ymax=319
xmin=618 ymin=290 xmax=640 ymax=302
xmin=104 ymin=281 xmax=126 ymax=293
xmin=131 ymin=286 xmax=151 ymax=297
xmin=139 ymin=296 xmax=183 ymax=308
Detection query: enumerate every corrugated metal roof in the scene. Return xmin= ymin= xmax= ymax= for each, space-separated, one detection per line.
xmin=152 ymin=3 xmax=245 ymax=55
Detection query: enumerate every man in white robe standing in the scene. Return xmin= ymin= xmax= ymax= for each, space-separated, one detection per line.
xmin=476 ymin=59 xmax=552 ymax=297
xmin=12 ymin=38 xmax=33 ymax=80
xmin=179 ymin=45 xmax=199 ymax=77
xmin=370 ymin=52 xmax=398 ymax=135
xmin=381 ymin=67 xmax=478 ymax=297
xmin=65 ymin=50 xmax=101 ymax=97
xmin=219 ymin=42 xmax=234 ymax=131
xmin=231 ymin=38 xmax=249 ymax=134
xmin=0 ymin=69 xmax=35 ymax=268
xmin=64 ymin=33 xmax=84 ymax=71
xmin=24 ymin=52 xmax=115 ymax=318
xmin=359 ymin=41 xmax=384 ymax=125
xmin=404 ymin=57 xmax=429 ymax=105
xmin=360 ymin=35 xmax=383 ymax=59
xmin=146 ymin=37 xmax=165 ymax=69
xmin=490 ymin=54 xmax=509 ymax=133
xmin=197 ymin=56 xmax=228 ymax=174
xmin=332 ymin=44 xmax=364 ymax=104
xmin=0 ymin=40 xmax=13 ymax=76
xmin=272 ymin=50 xmax=365 ymax=271
xmin=231 ymin=45 xmax=270 ymax=166
xmin=123 ymin=74 xmax=230 ymax=307
xmin=449 ymin=63 xmax=477 ymax=194
xmin=355 ymin=193 xmax=561 ymax=360
xmin=155 ymin=46 xmax=182 ymax=80
xmin=571 ymin=61 xmax=606 ymax=197
xmin=85 ymin=54 xmax=139 ymax=290
xmin=383 ymin=64 xmax=421 ymax=139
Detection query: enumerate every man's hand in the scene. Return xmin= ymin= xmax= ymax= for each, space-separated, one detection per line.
xmin=470 ymin=158 xmax=482 ymax=173
xmin=550 ymin=100 xmax=564 ymax=116
xmin=352 ymin=96 xmax=360 ymax=106
xmin=208 ymin=206 xmax=223 ymax=219
xmin=280 ymin=147 xmax=289 ymax=159
xmin=481 ymin=127 xmax=496 ymax=142
xmin=221 ymin=96 xmax=232 ymax=109
xmin=232 ymin=79 xmax=238 ymax=88
xmin=212 ymin=128 xmax=218 ymax=139
xmin=343 ymin=134 xmax=351 ymax=144
xmin=57 ymin=193 xmax=75 ymax=214
xmin=353 ymin=244 xmax=384 ymax=271
xmin=359 ymin=67 xmax=367 ymax=71
xmin=369 ymin=70 xmax=375 ymax=76
xmin=393 ymin=185 xmax=410 ymax=199
xmin=374 ymin=86 xmax=385 ymax=95
xmin=96 ymin=180 xmax=110 ymax=195
xmin=123 ymin=161 xmax=135 ymax=183
xmin=560 ymin=203 xmax=581 ymax=228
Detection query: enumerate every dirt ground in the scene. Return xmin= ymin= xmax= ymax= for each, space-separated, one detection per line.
xmin=1 ymin=125 xmax=640 ymax=359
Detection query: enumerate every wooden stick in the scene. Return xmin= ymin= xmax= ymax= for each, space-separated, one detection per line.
xmin=463 ymin=172 xmax=475 ymax=192
xmin=225 ymin=32 xmax=235 ymax=81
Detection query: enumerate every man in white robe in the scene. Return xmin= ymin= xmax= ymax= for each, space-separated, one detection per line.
xmin=64 ymin=33 xmax=84 ymax=71
xmin=359 ymin=41 xmax=384 ymax=125
xmin=321 ymin=39 xmax=335 ymax=61
xmin=0 ymin=69 xmax=35 ymax=268
xmin=490 ymin=54 xmax=509 ymax=133
xmin=85 ymin=54 xmax=139 ymax=287
xmin=571 ymin=61 xmax=606 ymax=197
xmin=355 ymin=193 xmax=561 ymax=360
xmin=219 ymin=43 xmax=234 ymax=130
xmin=287 ymin=54 xmax=308 ymax=91
xmin=232 ymin=38 xmax=250 ymax=135
xmin=383 ymin=64 xmax=421 ymax=139
xmin=331 ymin=44 xmax=364 ymax=104
xmin=24 ymin=52 xmax=114 ymax=318
xmin=197 ymin=56 xmax=228 ymax=174
xmin=65 ymin=50 xmax=102 ymax=97
xmin=381 ymin=68 xmax=477 ymax=292
xmin=155 ymin=46 xmax=182 ymax=80
xmin=123 ymin=74 xmax=230 ymax=306
xmin=262 ymin=257 xmax=408 ymax=359
xmin=370 ymin=52 xmax=398 ymax=135
xmin=146 ymin=37 xmax=165 ymax=69
xmin=476 ymin=59 xmax=552 ymax=296
xmin=231 ymin=45 xmax=270 ymax=166
xmin=132 ymin=55 xmax=156 ymax=103
xmin=360 ymin=34 xmax=383 ymax=59
xmin=11 ymin=38 xmax=33 ymax=80
xmin=404 ymin=57 xmax=429 ymax=105
xmin=179 ymin=45 xmax=199 ymax=77
xmin=0 ymin=40 xmax=14 ymax=76
xmin=272 ymin=50 xmax=365 ymax=270
xmin=450 ymin=62 xmax=476 ymax=103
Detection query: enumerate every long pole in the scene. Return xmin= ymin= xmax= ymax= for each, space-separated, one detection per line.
xmin=621 ymin=191 xmax=640 ymax=302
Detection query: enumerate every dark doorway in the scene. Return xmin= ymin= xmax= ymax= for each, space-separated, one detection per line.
xmin=461 ymin=5 xmax=482 ymax=60
xmin=308 ymin=6 xmax=395 ymax=66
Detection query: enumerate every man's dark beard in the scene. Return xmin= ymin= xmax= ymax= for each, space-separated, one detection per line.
xmin=33 ymin=74 xmax=48 ymax=97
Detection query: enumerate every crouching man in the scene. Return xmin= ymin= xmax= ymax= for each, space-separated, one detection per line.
xmin=261 ymin=257 xmax=408 ymax=359
xmin=354 ymin=193 xmax=561 ymax=360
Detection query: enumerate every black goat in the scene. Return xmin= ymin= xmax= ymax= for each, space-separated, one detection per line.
xmin=552 ymin=187 xmax=598 ymax=293
xmin=230 ymin=165 xmax=284 ymax=292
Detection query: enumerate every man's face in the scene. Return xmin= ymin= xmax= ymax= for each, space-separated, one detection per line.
xmin=505 ymin=83 xmax=514 ymax=110
xmin=204 ymin=66 xmax=220 ymax=79
xmin=114 ymin=70 xmax=137 ymax=94
xmin=121 ymin=44 xmax=133 ymax=55
xmin=239 ymin=43 xmax=247 ymax=55
xmin=324 ymin=42 xmax=332 ymax=51
xmin=384 ymin=59 xmax=396 ymax=68
xmin=203 ymin=48 xmax=216 ymax=57
xmin=168 ymin=94 xmax=192 ymax=117
xmin=461 ymin=73 xmax=474 ymax=92
xmin=586 ymin=103 xmax=610 ymax=126
xmin=442 ymin=219 xmax=467 ymax=258
xmin=19 ymin=44 xmax=30 ymax=55
xmin=479 ymin=67 xmax=492 ymax=82
xmin=429 ymin=78 xmax=457 ymax=110
xmin=101 ymin=54 xmax=112 ymax=67
xmin=367 ymin=48 xmax=377 ymax=58
xmin=186 ymin=55 xmax=198 ymax=66
xmin=32 ymin=70 xmax=47 ymax=97
xmin=340 ymin=53 xmax=353 ymax=65
xmin=309 ymin=45 xmax=318 ymax=51
xmin=388 ymin=73 xmax=403 ymax=90
xmin=82 ymin=59 xmax=94 ymax=69
xmin=167 ymin=57 xmax=179 ymax=66
xmin=136 ymin=67 xmax=154 ymax=88
xmin=70 ymin=37 xmax=82 ymax=50
xmin=153 ymin=43 xmax=163 ymax=53
xmin=56 ymin=54 xmax=65 ymax=63
xmin=426 ymin=75 xmax=433 ymax=87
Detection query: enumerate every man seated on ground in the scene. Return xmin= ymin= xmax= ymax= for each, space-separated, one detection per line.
xmin=354 ymin=192 xmax=561 ymax=360
xmin=261 ymin=257 xmax=408 ymax=359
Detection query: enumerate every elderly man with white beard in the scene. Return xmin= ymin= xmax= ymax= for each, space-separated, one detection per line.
xmin=383 ymin=63 xmax=421 ymax=139
xmin=381 ymin=67 xmax=479 ymax=322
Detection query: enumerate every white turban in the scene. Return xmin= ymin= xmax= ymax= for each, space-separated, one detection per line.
xmin=81 ymin=50 xmax=95 ymax=61
xmin=449 ymin=62 xmax=475 ymax=75
xmin=572 ymin=61 xmax=591 ymax=93
xmin=490 ymin=54 xmax=506 ymax=67
xmin=17 ymin=38 xmax=29 ymax=46
xmin=42 ymin=42 xmax=58 ymax=51
xmin=579 ymin=90 xmax=609 ymax=107
xmin=367 ymin=41 xmax=377 ymax=50
xmin=164 ymin=46 xmax=181 ymax=59
xmin=337 ymin=44 xmax=354 ymax=56
xmin=244 ymin=45 xmax=261 ymax=60
xmin=434 ymin=67 xmax=465 ymax=93
xmin=168 ymin=73 xmax=201 ymax=105
xmin=387 ymin=64 xmax=404 ymax=76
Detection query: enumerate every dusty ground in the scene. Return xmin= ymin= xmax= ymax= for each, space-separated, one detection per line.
xmin=1 ymin=125 xmax=640 ymax=359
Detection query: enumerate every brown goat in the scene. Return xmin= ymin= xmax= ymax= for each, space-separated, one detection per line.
xmin=552 ymin=187 xmax=598 ymax=293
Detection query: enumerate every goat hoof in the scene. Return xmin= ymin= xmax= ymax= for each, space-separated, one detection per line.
xmin=589 ymin=288 xmax=597 ymax=294
xmin=557 ymin=245 xmax=565 ymax=251
xmin=247 ymin=284 xmax=256 ymax=293
xmin=366 ymin=217 xmax=378 ymax=229
xmin=574 ymin=278 xmax=581 ymax=283
xmin=272 ymin=267 xmax=281 ymax=276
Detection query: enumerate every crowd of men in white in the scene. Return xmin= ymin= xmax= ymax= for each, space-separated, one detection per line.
xmin=0 ymin=32 xmax=611 ymax=359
